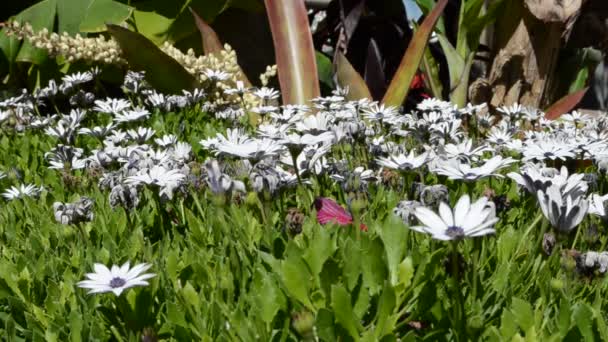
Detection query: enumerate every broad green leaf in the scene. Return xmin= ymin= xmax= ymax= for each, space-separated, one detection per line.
xmin=335 ymin=52 xmax=372 ymax=100
xmin=382 ymin=0 xmax=448 ymax=106
xmin=377 ymin=219 xmax=407 ymax=286
xmin=106 ymin=24 xmax=201 ymax=94
xmin=280 ymin=252 xmax=313 ymax=309
xmin=544 ymin=87 xmax=588 ymax=120
xmin=167 ymin=302 xmax=188 ymax=328
xmin=569 ymin=68 xmax=589 ymax=93
xmin=331 ymin=284 xmax=362 ymax=340
xmin=511 ymin=297 xmax=534 ymax=332
xmin=133 ymin=10 xmax=174 ymax=44
xmin=69 ymin=310 xmax=83 ymax=342
xmin=303 ymin=226 xmax=337 ymax=280
xmin=264 ymin=0 xmax=320 ymax=104
xmin=500 ymin=309 xmax=518 ymax=338
xmin=360 ymin=238 xmax=388 ymax=295
xmin=342 ymin=239 xmax=363 ymax=291
xmin=375 ymin=285 xmax=397 ymax=338
xmin=315 ymin=308 xmax=336 ymax=341
xmin=572 ymin=303 xmax=595 ymax=342
xmin=78 ymin=0 xmax=134 ymax=33
xmin=436 ymin=33 xmax=464 ymax=91
xmin=316 ymin=51 xmax=334 ymax=88
xmin=166 ymin=249 xmax=179 ymax=282
xmin=252 ymin=268 xmax=285 ymax=324
xmin=397 ymin=257 xmax=414 ymax=289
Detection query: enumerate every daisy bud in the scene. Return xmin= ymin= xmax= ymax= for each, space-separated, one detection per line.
xmin=285 ymin=208 xmax=304 ymax=236
xmin=291 ymin=310 xmax=315 ymax=339
xmin=542 ymin=233 xmax=556 ymax=256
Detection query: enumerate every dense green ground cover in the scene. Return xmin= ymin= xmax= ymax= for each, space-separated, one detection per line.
xmin=0 ymin=68 xmax=607 ymax=342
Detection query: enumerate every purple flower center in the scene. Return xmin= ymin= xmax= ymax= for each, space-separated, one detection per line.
xmin=446 ymin=226 xmax=465 ymax=239
xmin=109 ymin=277 xmax=127 ymax=288
xmin=400 ymin=163 xmax=414 ymax=170
xmin=463 ymin=172 xmax=478 ymax=180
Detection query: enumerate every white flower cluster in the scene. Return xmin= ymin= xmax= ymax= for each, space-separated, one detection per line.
xmin=3 ymin=21 xmax=124 ymax=64
xmin=2 ymin=21 xmax=268 ymax=90
xmin=53 ymin=197 xmax=94 ymax=225
xmin=4 ymin=60 xmax=608 ymax=246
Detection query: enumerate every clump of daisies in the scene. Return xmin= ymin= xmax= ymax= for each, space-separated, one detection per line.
xmin=53 ymin=197 xmax=94 ymax=225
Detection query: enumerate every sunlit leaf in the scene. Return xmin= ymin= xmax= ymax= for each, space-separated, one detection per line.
xmin=335 ymin=52 xmax=372 ymax=100
xmin=264 ymin=0 xmax=320 ymax=104
xmin=382 ymin=0 xmax=448 ymax=106
xmin=545 ymin=87 xmax=588 ymax=120
xmin=106 ymin=24 xmax=200 ymax=94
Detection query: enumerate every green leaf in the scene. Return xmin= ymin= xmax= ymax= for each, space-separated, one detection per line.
xmin=264 ymin=0 xmax=320 ymax=104
xmin=252 ymin=268 xmax=285 ymax=324
xmin=133 ymin=10 xmax=174 ymax=44
xmin=106 ymin=24 xmax=201 ymax=94
xmin=511 ymin=297 xmax=534 ymax=332
xmin=316 ymin=51 xmax=334 ymax=88
xmin=360 ymin=238 xmax=387 ymax=295
xmin=342 ymin=239 xmax=363 ymax=291
xmin=167 ymin=302 xmax=188 ymax=328
xmin=382 ymin=0 xmax=448 ymax=106
xmin=280 ymin=252 xmax=313 ymax=309
xmin=78 ymin=0 xmax=133 ymax=33
xmin=375 ymin=285 xmax=397 ymax=338
xmin=315 ymin=308 xmax=336 ymax=341
xmin=436 ymin=33 xmax=464 ymax=91
xmin=569 ymin=68 xmax=589 ymax=93
xmin=397 ymin=257 xmax=414 ymax=289
xmin=331 ymin=284 xmax=362 ymax=340
xmin=303 ymin=225 xmax=337 ymax=280
xmin=335 ymin=52 xmax=372 ymax=100
xmin=166 ymin=249 xmax=179 ymax=282
xmin=377 ymin=218 xmax=407 ymax=286
xmin=572 ymin=303 xmax=595 ymax=342
xmin=68 ymin=310 xmax=83 ymax=342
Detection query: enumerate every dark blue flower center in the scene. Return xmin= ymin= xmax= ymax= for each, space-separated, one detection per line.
xmin=446 ymin=226 xmax=465 ymax=239
xmin=109 ymin=277 xmax=127 ymax=288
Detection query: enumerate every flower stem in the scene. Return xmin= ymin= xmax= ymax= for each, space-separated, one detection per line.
xmin=450 ymin=241 xmax=466 ymax=339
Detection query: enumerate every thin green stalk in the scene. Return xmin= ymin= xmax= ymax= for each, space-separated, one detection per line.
xmin=451 ymin=241 xmax=466 ymax=339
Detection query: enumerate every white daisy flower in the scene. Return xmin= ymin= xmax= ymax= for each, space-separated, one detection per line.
xmin=377 ymin=150 xmax=429 ymax=171
xmin=77 ymin=262 xmax=155 ymax=296
xmin=441 ymin=139 xmax=491 ymax=162
xmin=113 ymin=107 xmax=150 ymax=123
xmin=253 ymin=87 xmax=280 ymax=101
xmin=433 ymin=156 xmax=516 ymax=181
xmin=537 ymin=184 xmax=588 ymax=233
xmin=94 ymin=98 xmax=132 ymax=115
xmin=361 ymin=103 xmax=399 ymax=123
xmin=78 ymin=123 xmax=116 ymax=139
xmin=588 ymin=193 xmax=608 ymax=217
xmin=2 ymin=184 xmax=44 ymax=200
xmin=411 ymin=195 xmax=498 ymax=240
xmin=521 ymin=140 xmax=575 ymax=161
xmin=126 ymin=165 xmax=185 ymax=187
xmin=202 ymin=69 xmax=229 ymax=82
